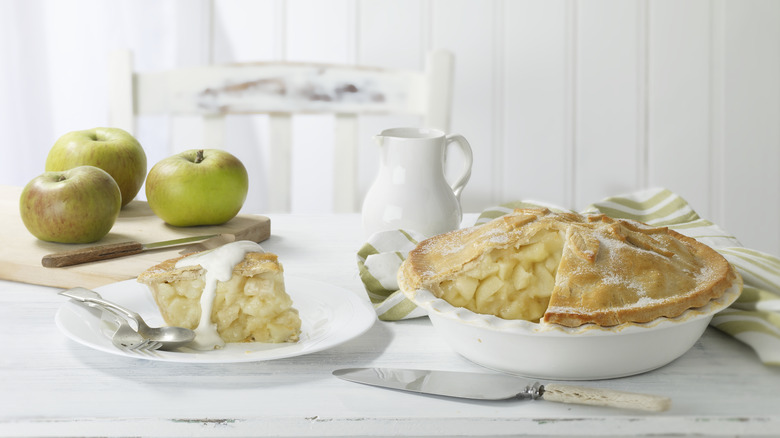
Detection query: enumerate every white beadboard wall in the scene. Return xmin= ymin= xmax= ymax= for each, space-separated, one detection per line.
xmin=204 ymin=0 xmax=779 ymax=255
xmin=6 ymin=0 xmax=780 ymax=256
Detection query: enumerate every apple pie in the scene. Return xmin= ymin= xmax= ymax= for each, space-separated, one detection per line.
xmin=137 ymin=241 xmax=301 ymax=349
xmin=398 ymin=208 xmax=740 ymax=327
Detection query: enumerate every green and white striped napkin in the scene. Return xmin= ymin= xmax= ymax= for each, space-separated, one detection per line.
xmin=357 ymin=229 xmax=429 ymax=321
xmin=356 ymin=187 xmax=780 ymax=366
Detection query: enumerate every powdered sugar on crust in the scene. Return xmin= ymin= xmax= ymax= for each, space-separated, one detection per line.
xmin=415 ymin=225 xmax=479 ymax=258
xmin=485 ymin=227 xmax=512 ymax=245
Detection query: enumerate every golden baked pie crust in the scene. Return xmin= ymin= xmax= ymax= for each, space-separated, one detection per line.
xmin=398 ymin=208 xmax=740 ymax=327
xmin=137 ymin=251 xmax=282 ymax=283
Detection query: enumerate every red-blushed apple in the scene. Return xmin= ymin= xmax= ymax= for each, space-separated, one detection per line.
xmin=145 ymin=149 xmax=249 ymax=227
xmin=45 ymin=127 xmax=147 ymax=207
xmin=19 ymin=166 xmax=122 ymax=243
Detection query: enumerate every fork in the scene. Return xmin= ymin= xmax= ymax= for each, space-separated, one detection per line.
xmin=111 ymin=318 xmax=163 ymax=353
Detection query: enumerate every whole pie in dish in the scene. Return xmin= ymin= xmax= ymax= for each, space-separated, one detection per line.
xmin=398 ymin=208 xmax=741 ymax=327
xmin=137 ymin=241 xmax=301 ymax=349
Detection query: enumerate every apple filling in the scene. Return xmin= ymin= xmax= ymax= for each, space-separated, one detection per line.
xmin=431 ymin=229 xmax=565 ymax=322
xmin=150 ymin=269 xmax=300 ymax=344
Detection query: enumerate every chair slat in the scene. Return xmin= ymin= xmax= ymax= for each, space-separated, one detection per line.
xmin=136 ymin=63 xmax=427 ymax=116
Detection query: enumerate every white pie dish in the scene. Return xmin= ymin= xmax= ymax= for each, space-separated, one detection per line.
xmin=403 ymin=280 xmax=741 ymax=380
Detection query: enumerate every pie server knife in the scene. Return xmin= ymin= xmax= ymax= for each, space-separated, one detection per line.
xmin=333 ymin=367 xmax=671 ymax=412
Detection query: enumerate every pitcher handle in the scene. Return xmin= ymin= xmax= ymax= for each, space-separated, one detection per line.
xmin=444 ymin=134 xmax=473 ymax=199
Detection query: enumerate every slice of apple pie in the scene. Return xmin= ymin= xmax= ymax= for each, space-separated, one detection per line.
xmin=137 ymin=241 xmax=301 ymax=349
xmin=398 ymin=208 xmax=740 ymax=327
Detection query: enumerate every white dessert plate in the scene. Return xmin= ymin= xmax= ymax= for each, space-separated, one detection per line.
xmin=56 ymin=276 xmax=376 ymax=363
xmin=404 ymin=279 xmax=742 ymax=380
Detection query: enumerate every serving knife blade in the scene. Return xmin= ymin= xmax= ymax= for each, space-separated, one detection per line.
xmin=332 ymin=367 xmax=671 ymax=412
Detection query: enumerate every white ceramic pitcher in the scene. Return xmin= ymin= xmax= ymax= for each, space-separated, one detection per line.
xmin=361 ymin=127 xmax=473 ymax=238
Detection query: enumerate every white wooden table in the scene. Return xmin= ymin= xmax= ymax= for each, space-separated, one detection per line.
xmin=1 ymin=214 xmax=779 ymax=437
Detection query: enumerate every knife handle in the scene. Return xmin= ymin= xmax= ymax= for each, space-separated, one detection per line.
xmin=541 ymin=384 xmax=671 ymax=412
xmin=42 ymin=241 xmax=144 ymax=268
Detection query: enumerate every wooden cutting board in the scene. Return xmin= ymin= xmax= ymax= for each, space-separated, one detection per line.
xmin=0 ymin=185 xmax=270 ymax=289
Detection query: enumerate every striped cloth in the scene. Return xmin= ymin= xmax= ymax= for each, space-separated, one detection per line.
xmin=357 ymin=187 xmax=780 ymax=366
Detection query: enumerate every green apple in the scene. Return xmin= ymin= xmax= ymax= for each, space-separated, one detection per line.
xmin=19 ymin=166 xmax=122 ymax=243
xmin=45 ymin=127 xmax=147 ymax=207
xmin=145 ymin=149 xmax=249 ymax=226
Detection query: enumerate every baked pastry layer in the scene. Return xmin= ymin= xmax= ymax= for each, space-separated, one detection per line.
xmin=398 ymin=208 xmax=740 ymax=327
xmin=138 ymin=251 xmax=301 ymax=343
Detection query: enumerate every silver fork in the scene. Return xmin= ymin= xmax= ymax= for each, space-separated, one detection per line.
xmin=111 ymin=317 xmax=163 ymax=353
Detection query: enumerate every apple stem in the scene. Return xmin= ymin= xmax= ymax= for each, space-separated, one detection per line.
xmin=195 ymin=149 xmax=205 ymax=164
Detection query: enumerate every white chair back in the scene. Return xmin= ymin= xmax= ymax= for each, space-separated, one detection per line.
xmin=108 ymin=50 xmax=454 ymax=212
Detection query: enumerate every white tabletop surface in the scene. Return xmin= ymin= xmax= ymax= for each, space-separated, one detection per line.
xmin=1 ymin=213 xmax=779 ymax=438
